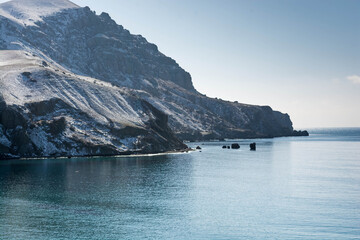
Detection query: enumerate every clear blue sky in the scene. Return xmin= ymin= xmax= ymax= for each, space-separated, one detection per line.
xmin=2 ymin=0 xmax=360 ymax=128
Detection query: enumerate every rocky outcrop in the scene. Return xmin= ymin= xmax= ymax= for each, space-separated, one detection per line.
xmin=250 ymin=143 xmax=256 ymax=151
xmin=7 ymin=6 xmax=195 ymax=92
xmin=0 ymin=97 xmax=186 ymax=159
xmin=231 ymin=143 xmax=240 ymax=149
xmin=292 ymin=130 xmax=309 ymax=136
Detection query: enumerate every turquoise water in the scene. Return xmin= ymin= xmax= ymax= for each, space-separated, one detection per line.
xmin=1 ymin=128 xmax=360 ymax=239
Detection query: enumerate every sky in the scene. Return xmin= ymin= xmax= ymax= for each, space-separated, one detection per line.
xmin=2 ymin=0 xmax=359 ymax=128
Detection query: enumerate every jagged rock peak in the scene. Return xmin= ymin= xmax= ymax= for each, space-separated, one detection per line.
xmin=0 ymin=0 xmax=79 ymax=26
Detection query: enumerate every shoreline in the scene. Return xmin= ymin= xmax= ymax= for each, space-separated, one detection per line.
xmin=0 ymin=133 xmax=311 ymax=161
xmin=0 ymin=148 xmax=195 ymax=161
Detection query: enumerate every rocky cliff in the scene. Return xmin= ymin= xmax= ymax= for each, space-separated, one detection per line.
xmin=0 ymin=0 xmax=307 ymax=159
xmin=0 ymin=51 xmax=187 ymax=159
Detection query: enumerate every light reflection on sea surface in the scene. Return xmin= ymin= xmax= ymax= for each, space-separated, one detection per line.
xmin=0 ymin=130 xmax=360 ymax=239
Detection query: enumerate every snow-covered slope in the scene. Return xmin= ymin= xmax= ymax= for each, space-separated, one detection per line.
xmin=0 ymin=0 xmax=79 ymax=26
xmin=0 ymin=50 xmax=186 ymax=158
xmin=0 ymin=0 xmax=307 ymax=158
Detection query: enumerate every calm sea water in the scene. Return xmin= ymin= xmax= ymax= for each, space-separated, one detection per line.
xmin=1 ymin=128 xmax=360 ymax=239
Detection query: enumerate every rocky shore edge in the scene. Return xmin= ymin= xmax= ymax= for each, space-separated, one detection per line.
xmin=0 ymin=148 xmax=194 ymax=161
xmin=1 ymin=130 xmax=311 ymax=161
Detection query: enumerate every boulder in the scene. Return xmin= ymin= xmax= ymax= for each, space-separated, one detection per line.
xmin=21 ymin=72 xmax=31 ymax=78
xmin=231 ymin=143 xmax=240 ymax=149
xmin=42 ymin=61 xmax=48 ymax=67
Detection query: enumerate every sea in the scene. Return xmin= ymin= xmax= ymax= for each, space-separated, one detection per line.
xmin=0 ymin=128 xmax=359 ymax=240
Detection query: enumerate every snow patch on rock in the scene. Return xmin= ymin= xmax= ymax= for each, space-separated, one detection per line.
xmin=0 ymin=0 xmax=79 ymax=26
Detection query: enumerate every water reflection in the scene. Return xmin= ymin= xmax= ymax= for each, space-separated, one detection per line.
xmin=1 ymin=135 xmax=360 ymax=239
xmin=0 ymin=154 xmax=195 ymax=239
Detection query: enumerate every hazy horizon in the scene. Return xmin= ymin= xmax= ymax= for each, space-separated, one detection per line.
xmin=1 ymin=0 xmax=359 ymax=129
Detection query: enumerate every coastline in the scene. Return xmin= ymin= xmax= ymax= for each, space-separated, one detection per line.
xmin=0 ymin=148 xmax=195 ymax=161
xmin=0 ymin=132 xmax=310 ymax=161
xmin=1 ymin=131 xmax=311 ymax=161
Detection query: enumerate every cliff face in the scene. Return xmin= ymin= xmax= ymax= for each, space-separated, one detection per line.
xmin=1 ymin=4 xmax=194 ymax=92
xmin=0 ymin=51 xmax=186 ymax=159
xmin=0 ymin=97 xmax=186 ymax=159
xmin=0 ymin=0 xmax=304 ymax=158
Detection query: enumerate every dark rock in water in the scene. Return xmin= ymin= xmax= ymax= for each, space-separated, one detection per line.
xmin=222 ymin=145 xmax=227 ymax=149
xmin=292 ymin=130 xmax=309 ymax=136
xmin=231 ymin=143 xmax=240 ymax=149
xmin=250 ymin=142 xmax=256 ymax=151
xmin=196 ymin=146 xmax=201 ymax=150
xmin=227 ymin=146 xmax=230 ymax=149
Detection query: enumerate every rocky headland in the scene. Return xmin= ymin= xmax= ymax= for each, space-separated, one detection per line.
xmin=0 ymin=0 xmax=307 ymax=159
